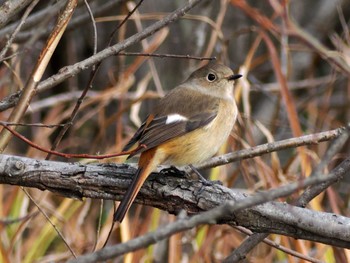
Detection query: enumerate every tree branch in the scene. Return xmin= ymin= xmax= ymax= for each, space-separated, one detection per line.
xmin=66 ymin=156 xmax=350 ymax=263
xmin=0 ymin=0 xmax=32 ymax=28
xmin=0 ymin=153 xmax=349 ymax=249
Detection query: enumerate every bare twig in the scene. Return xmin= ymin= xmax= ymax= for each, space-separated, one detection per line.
xmin=252 ymin=75 xmax=336 ymax=92
xmin=202 ymin=0 xmax=228 ymax=61
xmin=0 ymin=121 xmax=146 ymax=159
xmin=21 ymin=187 xmax=77 ymax=258
xmin=83 ymin=0 xmax=97 ymax=56
xmin=196 ymin=126 xmax=344 ymax=170
xmin=0 ymin=0 xmax=65 ymax=36
xmin=0 ymin=211 xmax=39 ymax=225
xmin=0 ymin=121 xmax=67 ymax=128
xmin=118 ymin=52 xmax=215 ymax=60
xmin=126 ymin=0 xmax=164 ymax=95
xmin=230 ymin=227 xmax=323 ymax=263
xmin=223 ymin=232 xmax=270 ymax=263
xmin=116 ymin=0 xmax=144 ymax=30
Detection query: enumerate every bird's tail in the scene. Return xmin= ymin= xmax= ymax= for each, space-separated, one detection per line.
xmin=113 ymin=150 xmax=157 ymax=223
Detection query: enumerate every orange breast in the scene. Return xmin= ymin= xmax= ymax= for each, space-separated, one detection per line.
xmin=155 ymin=99 xmax=237 ymax=166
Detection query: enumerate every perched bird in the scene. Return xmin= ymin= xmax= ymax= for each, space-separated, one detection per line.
xmin=114 ymin=62 xmax=242 ymax=222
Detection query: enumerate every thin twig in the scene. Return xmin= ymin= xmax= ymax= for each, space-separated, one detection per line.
xmin=118 ymin=52 xmax=215 ymax=60
xmin=117 ymin=0 xmax=144 ymax=30
xmin=196 ymin=126 xmax=345 ymax=170
xmin=84 ymin=0 xmax=97 ymax=56
xmin=1 ymin=121 xmax=68 ymax=128
xmin=21 ymin=187 xmax=77 ymax=258
xmin=0 ymin=211 xmax=40 ymax=225
xmin=231 ymin=227 xmax=323 ymax=263
xmin=0 ymin=50 xmax=26 ymax=61
xmin=0 ymin=122 xmax=146 ymax=159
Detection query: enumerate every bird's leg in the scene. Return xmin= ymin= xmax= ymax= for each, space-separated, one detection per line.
xmin=188 ymin=165 xmax=222 ymax=186
xmin=160 ymin=165 xmax=222 ymax=186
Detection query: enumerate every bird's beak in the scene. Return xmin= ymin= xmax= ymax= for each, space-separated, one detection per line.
xmin=227 ymin=74 xmax=242 ymax=81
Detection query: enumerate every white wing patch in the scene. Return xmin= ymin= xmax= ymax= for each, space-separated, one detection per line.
xmin=165 ymin=114 xmax=188 ymax=124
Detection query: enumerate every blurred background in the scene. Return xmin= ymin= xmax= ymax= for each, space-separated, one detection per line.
xmin=0 ymin=0 xmax=349 ymax=262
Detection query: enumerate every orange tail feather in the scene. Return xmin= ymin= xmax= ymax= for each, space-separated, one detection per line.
xmin=113 ymin=167 xmax=147 ymax=222
xmin=113 ymin=149 xmax=157 ymax=223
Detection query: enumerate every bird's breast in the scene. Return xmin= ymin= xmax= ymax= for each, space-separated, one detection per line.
xmin=157 ymin=99 xmax=237 ymax=166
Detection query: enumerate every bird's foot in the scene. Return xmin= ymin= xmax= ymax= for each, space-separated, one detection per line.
xmin=188 ymin=165 xmax=222 ymax=186
xmin=160 ymin=166 xmax=187 ymax=178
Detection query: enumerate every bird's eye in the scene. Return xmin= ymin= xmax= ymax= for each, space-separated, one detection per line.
xmin=206 ymin=73 xmax=216 ymax=82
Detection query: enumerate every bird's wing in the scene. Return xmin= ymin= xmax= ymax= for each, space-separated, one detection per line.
xmin=122 ymin=114 xmax=154 ymax=152
xmin=125 ymin=111 xmax=217 ymax=158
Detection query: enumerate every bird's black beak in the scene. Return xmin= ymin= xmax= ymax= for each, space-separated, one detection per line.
xmin=227 ymin=74 xmax=242 ymax=81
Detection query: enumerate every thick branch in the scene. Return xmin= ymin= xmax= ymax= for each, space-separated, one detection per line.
xmin=0 ymin=154 xmax=349 ymax=248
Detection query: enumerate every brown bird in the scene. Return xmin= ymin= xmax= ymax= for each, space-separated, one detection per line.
xmin=114 ymin=62 xmax=241 ymax=222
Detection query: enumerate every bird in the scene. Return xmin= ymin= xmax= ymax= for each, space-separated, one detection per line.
xmin=114 ymin=62 xmax=242 ymax=223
